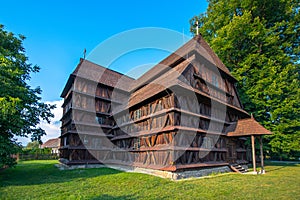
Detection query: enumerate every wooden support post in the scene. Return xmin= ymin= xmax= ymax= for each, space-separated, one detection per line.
xmin=251 ymin=135 xmax=256 ymax=172
xmin=260 ymin=135 xmax=265 ymax=174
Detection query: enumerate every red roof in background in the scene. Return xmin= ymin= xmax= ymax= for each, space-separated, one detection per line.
xmin=227 ymin=116 xmax=272 ymax=137
xmin=41 ymin=138 xmax=60 ymax=148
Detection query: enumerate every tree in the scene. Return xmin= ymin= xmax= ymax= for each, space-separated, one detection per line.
xmin=0 ymin=24 xmax=55 ymax=168
xmin=22 ymin=140 xmax=51 ymax=157
xmin=25 ymin=141 xmax=40 ymax=149
xmin=190 ymin=0 xmax=300 ymax=159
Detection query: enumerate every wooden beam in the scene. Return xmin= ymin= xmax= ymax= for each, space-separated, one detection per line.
xmin=260 ymin=135 xmax=265 ymax=173
xmin=163 ymin=151 xmax=170 ymax=166
xmin=163 ymin=133 xmax=169 ymax=144
xmin=188 ymin=152 xmax=193 ymax=164
xmin=251 ymin=135 xmax=256 ymax=172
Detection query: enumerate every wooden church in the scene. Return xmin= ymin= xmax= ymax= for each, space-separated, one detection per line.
xmin=59 ymin=35 xmax=271 ymax=177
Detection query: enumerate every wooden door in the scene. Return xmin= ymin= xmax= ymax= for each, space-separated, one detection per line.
xmin=226 ymin=139 xmax=237 ymax=163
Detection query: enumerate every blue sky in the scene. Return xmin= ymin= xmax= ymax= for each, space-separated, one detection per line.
xmin=1 ymin=0 xmax=208 ymax=144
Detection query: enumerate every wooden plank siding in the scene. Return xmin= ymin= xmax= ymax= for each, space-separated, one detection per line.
xmin=59 ymin=35 xmax=250 ymax=170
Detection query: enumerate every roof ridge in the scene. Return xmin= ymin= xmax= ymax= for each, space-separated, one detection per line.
xmin=130 ymin=35 xmax=234 ymax=92
xmin=200 ymin=38 xmax=230 ymax=73
xmin=75 ymin=58 xmax=135 ymax=80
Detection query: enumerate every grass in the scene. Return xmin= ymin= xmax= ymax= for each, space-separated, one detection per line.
xmin=0 ymin=160 xmax=299 ymax=200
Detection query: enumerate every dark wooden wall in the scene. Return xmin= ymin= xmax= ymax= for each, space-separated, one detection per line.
xmin=60 ymin=57 xmax=248 ymax=169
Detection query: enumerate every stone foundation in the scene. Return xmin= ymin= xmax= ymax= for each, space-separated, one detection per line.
xmin=241 ymin=164 xmax=249 ymax=171
xmin=55 ymin=162 xmax=105 ymax=170
xmin=173 ymin=166 xmax=232 ymax=180
xmin=56 ymin=161 xmax=232 ymax=180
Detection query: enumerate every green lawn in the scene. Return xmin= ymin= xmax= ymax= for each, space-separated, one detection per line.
xmin=0 ymin=160 xmax=299 ymax=200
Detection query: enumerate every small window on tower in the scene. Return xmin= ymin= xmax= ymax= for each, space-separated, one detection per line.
xmin=63 ymin=136 xmax=69 ymax=146
xmin=134 ymin=109 xmax=142 ymax=120
xmin=96 ymin=116 xmax=105 ymax=124
xmin=134 ymin=138 xmax=141 ymax=149
xmin=212 ymin=74 xmax=219 ymax=87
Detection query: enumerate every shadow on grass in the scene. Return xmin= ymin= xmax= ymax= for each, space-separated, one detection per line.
xmin=263 ymin=161 xmax=300 ymax=172
xmin=90 ymin=194 xmax=136 ymax=200
xmin=265 ymin=161 xmax=300 ymax=167
xmin=266 ymin=166 xmax=287 ymax=172
xmin=0 ymin=160 xmax=121 ymax=187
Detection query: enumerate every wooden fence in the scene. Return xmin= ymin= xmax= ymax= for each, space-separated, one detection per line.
xmin=18 ymin=153 xmax=59 ymax=161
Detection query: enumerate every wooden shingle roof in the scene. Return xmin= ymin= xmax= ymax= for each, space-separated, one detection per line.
xmin=130 ymin=35 xmax=233 ymax=92
xmin=112 ymin=53 xmax=249 ymax=117
xmin=111 ymin=55 xmax=194 ymax=114
xmin=128 ymin=56 xmax=194 ymax=107
xmin=227 ymin=116 xmax=272 ymax=136
xmin=61 ymin=59 xmax=135 ymax=97
xmin=75 ymin=59 xmax=134 ymax=90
